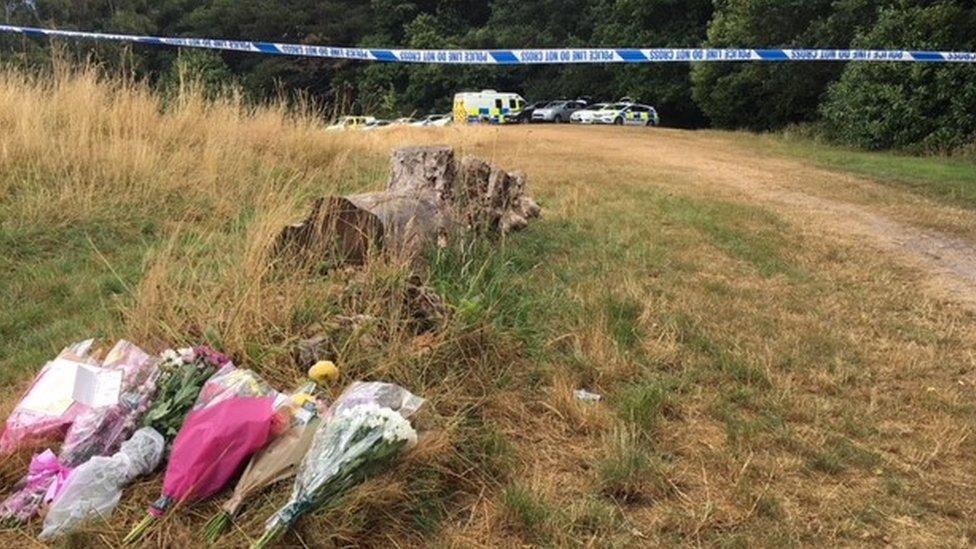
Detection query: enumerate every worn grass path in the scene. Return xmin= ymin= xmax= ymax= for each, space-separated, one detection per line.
xmin=334 ymin=124 xmax=976 ymax=546
xmin=524 ymin=126 xmax=976 ymax=311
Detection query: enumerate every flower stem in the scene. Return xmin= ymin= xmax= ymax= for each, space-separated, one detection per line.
xmin=203 ymin=511 xmax=232 ymax=544
xmin=122 ymin=513 xmax=156 ymax=545
xmin=250 ymin=524 xmax=285 ymax=549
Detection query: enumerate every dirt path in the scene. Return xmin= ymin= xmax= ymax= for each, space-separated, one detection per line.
xmin=540 ymin=127 xmax=976 ymax=311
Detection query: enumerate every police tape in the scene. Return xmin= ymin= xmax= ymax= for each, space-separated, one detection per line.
xmin=2 ymin=24 xmax=976 ymax=64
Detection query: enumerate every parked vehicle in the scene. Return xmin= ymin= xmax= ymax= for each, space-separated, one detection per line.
xmin=590 ymin=103 xmax=659 ymax=126
xmin=392 ymin=117 xmax=416 ymax=125
xmin=362 ymin=119 xmax=393 ymax=130
xmin=411 ymin=114 xmax=452 ymax=127
xmin=453 ymin=90 xmax=525 ymax=124
xmin=513 ymin=102 xmax=546 ymax=124
xmin=326 ymin=116 xmax=376 ymax=131
xmin=569 ymin=103 xmax=610 ymax=124
xmin=531 ymin=100 xmax=587 ymax=123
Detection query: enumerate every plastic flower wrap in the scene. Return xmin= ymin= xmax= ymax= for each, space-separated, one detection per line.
xmin=39 ymin=427 xmax=165 ymax=540
xmin=124 ymin=366 xmax=279 ymax=543
xmin=0 ymin=339 xmax=99 ymax=455
xmin=204 ymin=382 xmax=326 ymax=542
xmin=0 ymin=340 xmax=156 ymax=525
xmin=251 ymin=382 xmax=424 ymax=549
xmin=59 ymin=340 xmax=158 ymax=466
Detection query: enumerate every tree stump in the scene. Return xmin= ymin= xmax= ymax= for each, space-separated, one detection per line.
xmin=277 ymin=145 xmax=541 ymax=268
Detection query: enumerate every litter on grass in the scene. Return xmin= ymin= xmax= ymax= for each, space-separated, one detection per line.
xmin=574 ymin=389 xmax=603 ymax=402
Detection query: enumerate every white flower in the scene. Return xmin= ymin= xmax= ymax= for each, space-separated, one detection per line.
xmin=336 ymin=404 xmax=418 ymax=448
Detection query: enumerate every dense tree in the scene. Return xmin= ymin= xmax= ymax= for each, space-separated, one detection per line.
xmin=819 ymin=1 xmax=976 ymax=152
xmin=690 ymin=0 xmax=886 ymax=130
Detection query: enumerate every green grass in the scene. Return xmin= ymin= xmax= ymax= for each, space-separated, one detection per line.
xmin=596 ymin=427 xmax=671 ymax=502
xmin=771 ymin=134 xmax=976 ymax=209
xmin=4 ymin=69 xmax=976 ymax=545
xmin=0 ymin=219 xmax=153 ymax=385
xmin=616 ymin=379 xmax=675 ymax=435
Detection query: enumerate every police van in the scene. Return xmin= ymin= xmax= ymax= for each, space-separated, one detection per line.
xmin=453 ymin=90 xmax=526 ymax=124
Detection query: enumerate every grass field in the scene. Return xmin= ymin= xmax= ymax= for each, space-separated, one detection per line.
xmin=2 ymin=68 xmax=976 ymax=547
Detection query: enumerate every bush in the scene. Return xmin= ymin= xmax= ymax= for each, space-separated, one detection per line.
xmin=690 ymin=0 xmax=878 ymax=130
xmin=820 ymin=3 xmax=976 ymax=152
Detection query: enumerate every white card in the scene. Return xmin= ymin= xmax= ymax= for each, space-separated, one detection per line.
xmin=72 ymin=364 xmax=122 ymax=408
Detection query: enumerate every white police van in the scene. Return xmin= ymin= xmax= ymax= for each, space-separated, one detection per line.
xmin=453 ymin=90 xmax=526 ymax=124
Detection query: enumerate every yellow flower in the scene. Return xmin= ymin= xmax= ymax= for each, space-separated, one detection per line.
xmin=308 ymin=360 xmax=339 ymax=385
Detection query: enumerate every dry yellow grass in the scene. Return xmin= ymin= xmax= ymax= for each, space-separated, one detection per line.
xmin=2 ymin=66 xmax=976 ymax=547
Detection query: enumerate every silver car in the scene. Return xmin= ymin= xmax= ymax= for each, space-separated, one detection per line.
xmin=531 ymin=100 xmax=587 ymax=123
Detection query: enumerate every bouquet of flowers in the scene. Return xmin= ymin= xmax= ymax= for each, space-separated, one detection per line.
xmin=59 ymin=341 xmax=159 ymax=466
xmin=124 ymin=366 xmax=279 ymax=543
xmin=0 ymin=339 xmax=98 ymax=455
xmin=0 ymin=340 xmax=156 ymax=525
xmin=140 ymin=346 xmax=230 ymax=441
xmin=251 ymin=382 xmax=424 ymax=549
xmin=39 ymin=427 xmax=166 ymax=539
xmin=203 ymin=382 xmax=325 ymax=542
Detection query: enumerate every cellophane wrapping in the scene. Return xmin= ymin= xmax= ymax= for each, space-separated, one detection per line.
xmin=253 ymin=382 xmax=423 ymax=548
xmin=0 ymin=339 xmax=98 ymax=455
xmin=0 ymin=340 xmax=157 ymax=524
xmin=39 ymin=427 xmax=165 ymax=539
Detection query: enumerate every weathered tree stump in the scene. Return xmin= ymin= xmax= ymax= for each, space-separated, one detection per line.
xmin=276 ymin=196 xmax=383 ymax=266
xmin=277 ymin=145 xmax=541 ymax=268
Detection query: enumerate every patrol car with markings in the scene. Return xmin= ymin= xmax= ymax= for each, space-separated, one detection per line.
xmin=453 ymin=90 xmax=526 ymax=124
xmin=590 ymin=103 xmax=660 ymax=126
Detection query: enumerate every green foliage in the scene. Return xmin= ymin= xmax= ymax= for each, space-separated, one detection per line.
xmin=616 ymin=379 xmax=675 ymax=434
xmin=691 ymin=0 xmax=883 ymax=130
xmin=161 ymin=49 xmax=237 ymax=99
xmin=820 ymin=3 xmax=976 ymax=152
xmin=502 ymin=484 xmax=556 ymax=538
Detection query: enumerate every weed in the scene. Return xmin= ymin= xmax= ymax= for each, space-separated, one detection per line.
xmin=597 ymin=427 xmax=671 ymax=502
xmin=616 ymin=378 xmax=676 ymax=435
xmin=502 ymin=484 xmax=555 ymax=540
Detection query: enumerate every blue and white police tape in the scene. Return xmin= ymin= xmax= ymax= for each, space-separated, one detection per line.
xmin=2 ymin=24 xmax=975 ymax=64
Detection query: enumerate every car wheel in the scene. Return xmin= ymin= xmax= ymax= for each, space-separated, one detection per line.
xmin=614 ymin=117 xmax=623 ymax=125
xmin=554 ymin=115 xmax=563 ymax=123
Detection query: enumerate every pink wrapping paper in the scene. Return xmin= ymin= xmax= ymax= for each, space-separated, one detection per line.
xmin=154 ymin=396 xmax=275 ymax=512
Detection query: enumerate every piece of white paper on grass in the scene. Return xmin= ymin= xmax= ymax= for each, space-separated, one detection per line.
xmin=72 ymin=364 xmax=122 ymax=408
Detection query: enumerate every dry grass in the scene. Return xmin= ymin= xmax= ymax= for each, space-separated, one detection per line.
xmin=3 ymin=65 xmax=976 ymax=547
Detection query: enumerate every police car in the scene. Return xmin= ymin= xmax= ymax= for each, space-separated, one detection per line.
xmin=569 ymin=103 xmax=609 ymax=124
xmin=591 ymin=103 xmax=660 ymax=126
xmin=453 ymin=90 xmax=525 ymax=124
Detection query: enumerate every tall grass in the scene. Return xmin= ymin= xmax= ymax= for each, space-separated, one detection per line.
xmin=0 ymin=64 xmax=540 ymax=546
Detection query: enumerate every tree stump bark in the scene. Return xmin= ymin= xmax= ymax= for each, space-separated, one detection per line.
xmin=277 ymin=145 xmax=541 ymax=268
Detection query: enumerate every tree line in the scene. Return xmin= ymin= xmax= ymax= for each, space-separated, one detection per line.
xmin=2 ymin=0 xmax=974 ymax=152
